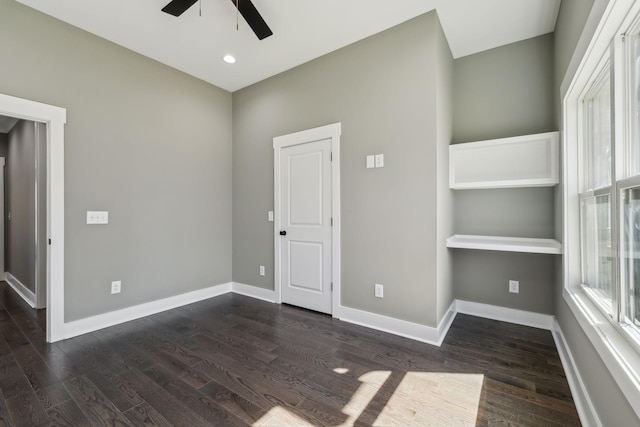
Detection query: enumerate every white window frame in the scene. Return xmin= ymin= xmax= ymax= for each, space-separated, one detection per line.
xmin=563 ymin=0 xmax=640 ymax=419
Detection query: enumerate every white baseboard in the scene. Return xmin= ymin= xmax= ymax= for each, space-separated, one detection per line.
xmin=64 ymin=282 xmax=232 ymax=339
xmin=5 ymin=272 xmax=36 ymax=308
xmin=551 ymin=319 xmax=602 ymax=427
xmin=456 ymin=299 xmax=554 ymax=330
xmin=232 ymin=282 xmax=276 ymax=303
xmin=336 ymin=305 xmax=443 ymax=346
xmin=335 ymin=300 xmax=457 ymax=347
xmin=437 ymin=300 xmax=458 ymax=346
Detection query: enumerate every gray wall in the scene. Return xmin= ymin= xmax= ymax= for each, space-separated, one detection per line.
xmin=233 ymin=12 xmax=451 ymax=327
xmin=453 ymin=34 xmax=556 ymax=145
xmin=436 ymin=26 xmax=454 ymax=322
xmin=0 ymin=0 xmax=232 ymax=322
xmin=7 ymin=120 xmax=37 ymax=292
xmin=553 ymin=0 xmax=638 ymax=424
xmin=451 ymin=35 xmax=557 ymax=314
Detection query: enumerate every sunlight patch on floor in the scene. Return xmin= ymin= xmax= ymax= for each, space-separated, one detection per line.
xmin=371 ymin=372 xmax=485 ymax=426
xmin=252 ymin=371 xmax=484 ymax=426
xmin=253 ymin=406 xmax=315 ymax=427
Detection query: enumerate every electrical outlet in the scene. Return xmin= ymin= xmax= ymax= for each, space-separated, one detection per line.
xmin=509 ymin=280 xmax=519 ymax=294
xmin=375 ymin=154 xmax=384 ymax=168
xmin=111 ymin=280 xmax=121 ymax=294
xmin=375 ymin=283 xmax=384 ymax=298
xmin=259 ymin=265 xmax=265 ymax=276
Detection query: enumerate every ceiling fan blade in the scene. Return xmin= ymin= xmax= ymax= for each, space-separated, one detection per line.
xmin=162 ymin=0 xmax=198 ymax=16
xmin=231 ymin=0 xmax=273 ymax=40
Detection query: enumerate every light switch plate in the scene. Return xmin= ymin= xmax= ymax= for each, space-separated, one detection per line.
xmin=375 ymin=283 xmax=384 ymax=298
xmin=111 ymin=280 xmax=121 ymax=294
xmin=87 ymin=211 xmax=109 ymax=225
xmin=375 ymin=154 xmax=384 ymax=168
xmin=366 ymin=155 xmax=375 ymax=169
xmin=268 ymin=211 xmax=274 ymax=222
xmin=509 ymin=280 xmax=519 ymax=294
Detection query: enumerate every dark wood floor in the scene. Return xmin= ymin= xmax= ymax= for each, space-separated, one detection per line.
xmin=0 ymin=282 xmax=580 ymax=426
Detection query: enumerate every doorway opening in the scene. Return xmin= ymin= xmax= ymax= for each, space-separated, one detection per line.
xmin=0 ymin=93 xmax=66 ymax=343
xmin=1 ymin=118 xmax=47 ymax=315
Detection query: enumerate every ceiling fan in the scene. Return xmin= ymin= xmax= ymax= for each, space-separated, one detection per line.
xmin=161 ymin=0 xmax=273 ymax=40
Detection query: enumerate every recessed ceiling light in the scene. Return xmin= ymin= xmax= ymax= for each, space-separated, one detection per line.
xmin=222 ymin=54 xmax=236 ymax=64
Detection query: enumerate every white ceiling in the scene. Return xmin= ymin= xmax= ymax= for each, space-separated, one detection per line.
xmin=15 ymin=0 xmax=561 ymax=92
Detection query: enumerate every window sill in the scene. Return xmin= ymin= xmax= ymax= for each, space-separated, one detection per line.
xmin=563 ymin=287 xmax=640 ymax=420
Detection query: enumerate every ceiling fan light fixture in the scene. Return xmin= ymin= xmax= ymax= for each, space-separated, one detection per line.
xmin=222 ymin=54 xmax=237 ymax=64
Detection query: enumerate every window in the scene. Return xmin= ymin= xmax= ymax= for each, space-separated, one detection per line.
xmin=564 ymin=0 xmax=640 ymax=413
xmin=575 ymin=13 xmax=640 ymax=342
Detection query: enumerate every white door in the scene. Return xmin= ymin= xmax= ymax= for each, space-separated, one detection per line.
xmin=279 ymin=138 xmax=332 ymax=314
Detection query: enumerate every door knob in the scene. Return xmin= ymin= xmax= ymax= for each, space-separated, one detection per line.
xmin=280 ymin=230 xmax=287 ymax=236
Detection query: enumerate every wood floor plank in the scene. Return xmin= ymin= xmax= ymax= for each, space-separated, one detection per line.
xmin=35 ymin=382 xmax=71 ymax=409
xmin=198 ymin=379 xmax=266 ymax=425
xmin=5 ymin=389 xmax=50 ymax=427
xmin=123 ymin=402 xmax=173 ymax=427
xmin=119 ymin=368 xmax=212 ymax=427
xmin=34 ymin=344 xmax=83 ymax=383
xmin=150 ymin=351 xmax=213 ymax=389
xmin=197 ymin=329 xmax=277 ymax=363
xmin=0 ymin=362 xmax=33 ymax=400
xmin=63 ymin=375 xmax=133 ymax=427
xmin=485 ymin=376 xmax=579 ymax=416
xmin=194 ymin=360 xmax=293 ymax=412
xmin=0 ymin=311 xmax=30 ymax=352
xmin=47 ymin=399 xmax=92 ymax=427
xmin=193 ymin=349 xmax=305 ymax=408
xmin=12 ymin=345 xmax=61 ymax=390
xmin=142 ymin=365 xmax=245 ymax=427
xmin=0 ymin=393 xmax=15 ymax=427
xmin=84 ymin=364 xmax=144 ymax=413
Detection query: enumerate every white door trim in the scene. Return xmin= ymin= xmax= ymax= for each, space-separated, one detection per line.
xmin=0 ymin=93 xmax=66 ymax=343
xmin=273 ymin=122 xmax=341 ymax=315
xmin=0 ymin=157 xmax=4 ymax=282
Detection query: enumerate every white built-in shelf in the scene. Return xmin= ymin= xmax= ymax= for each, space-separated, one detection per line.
xmin=449 ymin=131 xmax=559 ymax=189
xmin=446 ymin=234 xmax=563 ymax=255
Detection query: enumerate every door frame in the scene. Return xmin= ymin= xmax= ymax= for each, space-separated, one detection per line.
xmin=273 ymin=123 xmax=341 ymax=316
xmin=0 ymin=158 xmax=4 ymax=280
xmin=0 ymin=93 xmax=66 ymax=343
